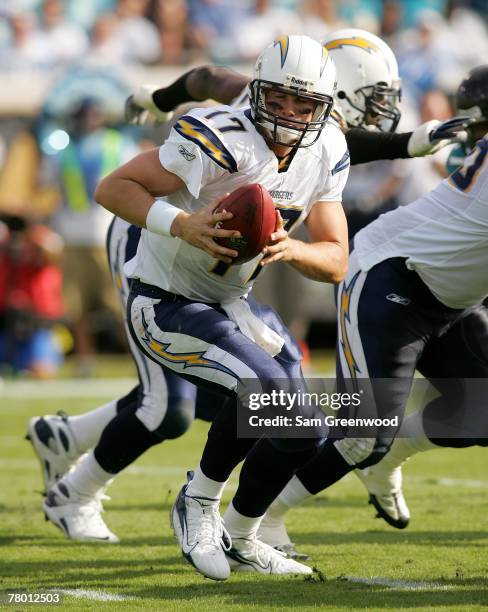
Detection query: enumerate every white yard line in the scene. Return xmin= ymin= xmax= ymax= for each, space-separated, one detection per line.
xmin=54 ymin=588 xmax=135 ymax=602
xmin=0 ymin=378 xmax=137 ymax=402
xmin=345 ymin=576 xmax=454 ymax=591
xmin=436 ymin=476 xmax=488 ymax=488
xmin=0 ymin=456 xmax=486 ymax=488
xmin=398 ymin=475 xmax=488 ymax=488
xmin=0 ymin=371 xmax=336 ymax=402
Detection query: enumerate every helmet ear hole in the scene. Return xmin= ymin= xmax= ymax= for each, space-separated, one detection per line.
xmin=337 ymin=90 xmax=347 ymax=99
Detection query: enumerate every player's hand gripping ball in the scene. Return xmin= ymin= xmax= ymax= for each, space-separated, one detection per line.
xmin=213 ymin=184 xmax=276 ymax=264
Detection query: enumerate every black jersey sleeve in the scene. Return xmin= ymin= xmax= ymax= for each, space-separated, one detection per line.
xmin=346 ymin=128 xmax=412 ymax=165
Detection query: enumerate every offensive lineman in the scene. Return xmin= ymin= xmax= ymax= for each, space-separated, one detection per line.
xmin=257 ymin=65 xmax=488 ymax=557
xmin=348 ymin=65 xmax=488 ymax=531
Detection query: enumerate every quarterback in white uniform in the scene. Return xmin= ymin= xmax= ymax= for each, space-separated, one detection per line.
xmin=95 ymin=35 xmax=349 ymax=580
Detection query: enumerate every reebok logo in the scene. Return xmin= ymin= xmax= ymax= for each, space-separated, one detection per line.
xmin=386 ymin=293 xmax=411 ymax=306
xmin=285 ymin=74 xmax=314 ymax=90
xmin=290 ymin=76 xmax=308 ymax=87
xmin=178 ymin=145 xmax=196 ymax=161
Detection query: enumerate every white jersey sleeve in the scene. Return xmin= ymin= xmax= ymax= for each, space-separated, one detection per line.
xmin=159 ymin=107 xmax=239 ymax=198
xmin=230 ymin=86 xmax=250 ymax=109
xmin=311 ymin=121 xmax=350 ymax=204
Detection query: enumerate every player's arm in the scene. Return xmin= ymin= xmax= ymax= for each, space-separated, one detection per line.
xmin=95 ymin=148 xmax=183 ymax=226
xmin=95 ymin=148 xmax=240 ymax=263
xmin=346 ymin=128 xmax=411 ymax=164
xmin=261 ymin=201 xmax=348 ymax=284
xmin=127 ymin=66 xmax=250 ymax=124
xmin=175 ymin=66 xmax=249 ymax=106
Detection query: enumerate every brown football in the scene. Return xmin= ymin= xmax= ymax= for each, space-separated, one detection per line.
xmin=214 ymin=183 xmax=276 ymax=264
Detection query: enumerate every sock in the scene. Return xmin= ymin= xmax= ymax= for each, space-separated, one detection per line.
xmin=186 ymin=465 xmax=227 ymax=499
xmin=260 ymin=476 xmax=313 ymax=535
xmin=273 ymin=475 xmax=313 ymax=514
xmin=94 ymin=403 xmax=160 ymax=474
xmin=232 ymin=438 xmax=318 ymax=518
xmin=224 ymin=501 xmax=262 ymax=540
xmin=61 ymin=451 xmax=113 ymax=500
xmin=381 ymin=408 xmax=438 ymax=467
xmin=152 ymin=70 xmax=199 ymax=112
xmin=68 ymin=399 xmax=118 ymax=452
xmin=296 ymin=439 xmax=353 ymax=495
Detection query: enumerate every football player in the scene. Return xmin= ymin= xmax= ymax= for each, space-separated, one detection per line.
xmin=256 ymin=65 xmax=488 ymax=557
xmin=97 ymin=35 xmax=349 ymax=580
xmin=27 ymin=30 xmax=467 ymax=549
xmin=350 ymin=64 xmax=488 ymax=531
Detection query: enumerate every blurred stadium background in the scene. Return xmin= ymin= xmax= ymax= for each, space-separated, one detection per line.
xmin=0 ymin=0 xmax=486 ymax=380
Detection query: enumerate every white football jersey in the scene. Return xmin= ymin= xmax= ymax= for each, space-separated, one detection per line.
xmin=125 ymin=105 xmax=349 ymax=302
xmin=355 ymin=135 xmax=488 ymax=309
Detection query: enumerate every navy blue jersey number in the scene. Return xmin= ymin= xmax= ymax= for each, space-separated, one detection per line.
xmin=449 ymin=139 xmax=487 ymax=192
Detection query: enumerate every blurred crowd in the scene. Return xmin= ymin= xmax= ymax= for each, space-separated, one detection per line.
xmin=0 ymin=0 xmax=486 ymax=378
xmin=0 ymin=0 xmax=485 ymax=75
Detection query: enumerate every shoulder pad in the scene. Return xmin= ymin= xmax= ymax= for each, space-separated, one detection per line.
xmin=173 ymin=111 xmax=239 ymax=173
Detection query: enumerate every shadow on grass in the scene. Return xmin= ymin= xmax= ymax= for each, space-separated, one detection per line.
xmin=0 ymin=556 xmax=189 ymax=585
xmin=2 ymin=556 xmax=487 ymax=608
xmin=0 ymin=534 xmax=178 ymax=548
xmin=124 ymin=574 xmax=488 ymax=609
xmin=292 ymin=530 xmax=488 ymax=548
xmin=2 ymin=528 xmax=487 ymax=550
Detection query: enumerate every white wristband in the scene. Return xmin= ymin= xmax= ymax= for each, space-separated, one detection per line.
xmin=146 ymin=199 xmax=181 ymax=237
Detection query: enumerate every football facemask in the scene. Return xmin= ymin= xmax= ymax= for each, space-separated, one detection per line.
xmin=342 ymin=83 xmax=401 ymax=133
xmin=250 ymin=80 xmax=335 ymax=148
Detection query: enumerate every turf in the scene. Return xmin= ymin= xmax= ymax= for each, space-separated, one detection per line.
xmin=1 ymin=375 xmax=487 ymax=611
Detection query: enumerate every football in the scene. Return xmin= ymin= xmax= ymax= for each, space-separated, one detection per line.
xmin=214 ymin=183 xmax=276 ymax=264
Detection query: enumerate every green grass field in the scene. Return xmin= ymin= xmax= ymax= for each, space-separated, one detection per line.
xmin=1 ymin=359 xmax=487 ymax=611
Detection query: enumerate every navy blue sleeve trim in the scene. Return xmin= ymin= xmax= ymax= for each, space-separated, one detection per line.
xmin=174 ymin=115 xmax=238 ymax=173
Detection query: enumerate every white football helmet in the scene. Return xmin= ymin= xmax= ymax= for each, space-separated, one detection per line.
xmin=323 ymin=28 xmax=402 ymax=132
xmin=250 ymin=35 xmax=336 ymax=148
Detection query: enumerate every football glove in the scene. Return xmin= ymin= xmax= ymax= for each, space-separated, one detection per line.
xmin=124 ymin=84 xmax=174 ymax=125
xmin=407 ymin=116 xmax=472 ymax=157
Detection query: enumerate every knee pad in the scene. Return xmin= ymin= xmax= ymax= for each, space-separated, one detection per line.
xmin=153 ymin=398 xmax=195 ymax=440
xmin=334 ymin=437 xmax=376 ymax=466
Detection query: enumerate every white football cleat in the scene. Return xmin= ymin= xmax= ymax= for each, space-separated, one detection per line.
xmin=258 ymin=513 xmax=309 ymax=560
xmin=43 ymin=481 xmax=119 ymax=542
xmin=26 ymin=413 xmax=81 ymax=491
xmin=170 ymin=480 xmax=231 ymax=581
xmin=227 ymin=536 xmax=312 ymax=575
xmin=355 ymin=463 xmax=410 ymax=529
